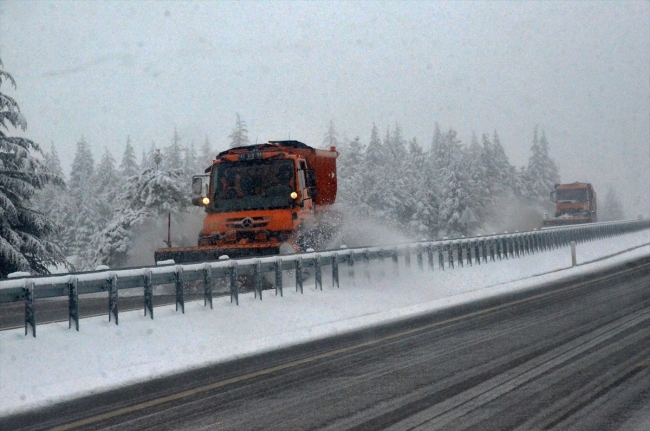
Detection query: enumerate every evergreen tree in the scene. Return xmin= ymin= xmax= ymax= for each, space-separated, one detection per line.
xmin=465 ymin=132 xmax=490 ymax=219
xmin=358 ymin=124 xmax=391 ymax=219
xmin=337 ymin=136 xmax=365 ymax=205
xmin=141 ymin=141 xmax=157 ymax=170
xmin=436 ymin=129 xmax=470 ymax=235
xmin=119 ymin=136 xmax=139 ymax=178
xmin=0 ymin=59 xmax=67 ymax=277
xmin=199 ymin=135 xmax=214 ymax=170
xmin=365 ymin=123 xmax=384 ymax=167
xmin=322 ymin=120 xmax=339 ymax=150
xmin=526 ymin=126 xmax=560 ymax=203
xmin=182 ymin=140 xmax=199 ymax=178
xmin=601 ymin=185 xmax=625 ymax=221
xmin=95 ymin=147 xmax=121 ymax=224
xmin=228 ymin=113 xmax=250 ymax=148
xmin=92 ymin=160 xmax=188 ymax=268
xmin=64 ymin=136 xmax=101 ymax=268
xmin=33 ymin=144 xmax=69 ymax=254
xmin=406 ymin=137 xmax=435 ymax=235
xmin=163 ymin=128 xmax=183 ymax=170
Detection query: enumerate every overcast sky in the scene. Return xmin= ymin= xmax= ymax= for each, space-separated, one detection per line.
xmin=1 ymin=1 xmax=648 ymax=216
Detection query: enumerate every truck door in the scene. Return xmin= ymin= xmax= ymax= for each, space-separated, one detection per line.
xmin=297 ymin=161 xmax=312 ymax=209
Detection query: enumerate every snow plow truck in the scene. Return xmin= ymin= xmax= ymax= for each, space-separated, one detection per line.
xmin=542 ymin=182 xmax=597 ymax=227
xmin=154 ymin=141 xmax=340 ymax=264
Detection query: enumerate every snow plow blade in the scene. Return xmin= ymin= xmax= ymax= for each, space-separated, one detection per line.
xmin=154 ymin=245 xmax=281 ymax=264
xmin=542 ymin=218 xmax=591 ymax=227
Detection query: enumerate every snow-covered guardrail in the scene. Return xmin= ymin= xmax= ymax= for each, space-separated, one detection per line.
xmin=2 ymin=219 xmax=649 ymax=337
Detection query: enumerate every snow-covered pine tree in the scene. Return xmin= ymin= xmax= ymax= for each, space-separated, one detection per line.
xmin=163 ymin=128 xmax=183 ymax=171
xmin=182 ymin=140 xmax=199 ymax=179
xmin=491 ymin=130 xmax=516 ymax=193
xmin=388 ymin=122 xmax=407 ymax=164
xmin=526 ymin=126 xmax=560 ymax=204
xmin=436 ymin=128 xmax=470 ymax=235
xmin=64 ymin=137 xmax=102 ymax=268
xmin=358 ymin=124 xmax=393 ymax=222
xmin=465 ymin=132 xmax=490 ymax=222
xmin=601 ymin=185 xmax=625 ymax=221
xmin=337 ymin=136 xmax=365 ymax=206
xmin=0 ymin=59 xmax=67 ymax=277
xmin=92 ymin=160 xmax=188 ymax=268
xmin=95 ymin=147 xmax=121 ymax=225
xmin=322 ymin=120 xmax=339 ymax=150
xmin=228 ymin=113 xmax=250 ymax=148
xmin=406 ymin=137 xmax=436 ymax=236
xmin=199 ymin=135 xmax=214 ymax=171
xmin=141 ymin=141 xmax=157 ymax=170
xmin=119 ymin=136 xmax=139 ymax=178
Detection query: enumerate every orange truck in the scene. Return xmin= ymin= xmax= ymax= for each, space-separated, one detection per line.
xmin=155 ymin=141 xmax=340 ymax=264
xmin=542 ymin=182 xmax=597 ymax=227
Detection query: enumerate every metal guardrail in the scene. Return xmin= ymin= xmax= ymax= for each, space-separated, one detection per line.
xmin=2 ymin=219 xmax=649 ymax=337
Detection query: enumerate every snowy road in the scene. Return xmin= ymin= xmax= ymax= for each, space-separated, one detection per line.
xmin=2 ymin=255 xmax=650 ymax=430
xmin=0 ymin=229 xmax=649 ymax=424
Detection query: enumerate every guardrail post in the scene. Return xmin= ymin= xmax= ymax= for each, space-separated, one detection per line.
xmin=254 ymin=260 xmax=262 ymax=300
xmin=68 ymin=277 xmax=79 ymax=331
xmin=347 ymin=251 xmax=355 ymax=283
xmin=203 ymin=265 xmax=213 ymax=308
xmin=447 ymin=243 xmax=454 ymax=269
xmin=571 ymin=241 xmax=577 ymax=267
xmin=404 ymin=245 xmax=411 ymax=269
xmin=144 ymin=270 xmax=154 ymax=318
xmin=315 ymin=254 xmax=323 ymax=290
xmin=332 ymin=253 xmax=339 ymax=288
xmin=417 ymin=245 xmax=424 ymax=270
xmin=24 ymin=280 xmax=35 ymax=337
xmin=486 ymin=237 xmax=497 ymax=263
xmin=364 ymin=249 xmax=372 ymax=279
xmin=427 ymin=244 xmax=434 ymax=270
xmin=473 ymin=240 xmax=480 ymax=265
xmin=230 ymin=263 xmax=239 ymax=305
xmin=378 ymin=248 xmax=386 ymax=277
xmin=108 ymin=274 xmax=118 ymax=325
xmin=480 ymin=238 xmax=487 ymax=263
xmin=392 ymin=248 xmax=399 ymax=275
xmin=495 ymin=237 xmax=501 ymax=260
xmin=295 ymin=258 xmax=303 ymax=293
xmin=175 ymin=267 xmax=185 ymax=314
xmin=275 ymin=258 xmax=283 ymax=296
xmin=438 ymin=243 xmax=445 ymax=270
xmin=514 ymin=234 xmax=520 ymax=257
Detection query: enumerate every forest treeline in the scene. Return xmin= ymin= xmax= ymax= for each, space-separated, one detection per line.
xmin=0 ymin=58 xmax=626 ymax=277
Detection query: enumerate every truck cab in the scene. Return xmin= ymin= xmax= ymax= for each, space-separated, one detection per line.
xmin=544 ymin=182 xmax=597 ymax=226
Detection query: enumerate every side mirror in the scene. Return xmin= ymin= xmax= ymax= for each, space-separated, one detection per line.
xmin=308 ymin=187 xmax=318 ymax=199
xmin=191 ymin=175 xmax=210 ymax=206
xmin=550 ymin=190 xmax=557 ymax=203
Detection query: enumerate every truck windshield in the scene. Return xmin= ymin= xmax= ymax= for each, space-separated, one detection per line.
xmin=212 ymin=159 xmax=295 ymax=212
xmin=556 ymin=189 xmax=588 ymax=202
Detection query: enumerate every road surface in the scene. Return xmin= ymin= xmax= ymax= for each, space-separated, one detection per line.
xmin=2 ymin=256 xmax=650 ymax=430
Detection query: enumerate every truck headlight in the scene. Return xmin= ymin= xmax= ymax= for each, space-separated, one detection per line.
xmin=202 ymin=197 xmax=210 ymax=205
xmin=290 ymin=192 xmax=298 ymax=199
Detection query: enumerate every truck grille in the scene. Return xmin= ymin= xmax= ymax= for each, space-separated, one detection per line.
xmin=225 ymin=216 xmax=271 ymax=229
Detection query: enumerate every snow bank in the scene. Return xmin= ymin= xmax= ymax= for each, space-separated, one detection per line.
xmin=0 ymin=230 xmax=648 ymax=416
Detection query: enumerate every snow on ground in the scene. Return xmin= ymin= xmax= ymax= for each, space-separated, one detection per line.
xmin=1 ymin=230 xmax=649 ymax=416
